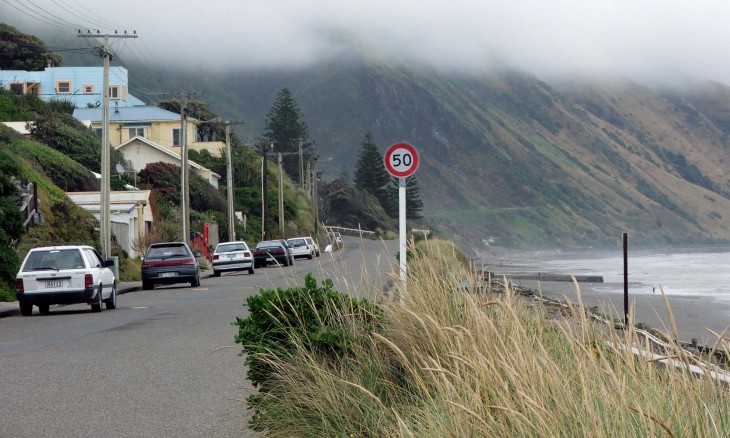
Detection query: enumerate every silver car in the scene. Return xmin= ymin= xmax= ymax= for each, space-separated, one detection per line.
xmin=211 ymin=241 xmax=255 ymax=276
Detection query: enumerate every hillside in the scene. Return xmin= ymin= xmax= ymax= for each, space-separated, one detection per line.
xmin=144 ymin=61 xmax=730 ymax=251
xmin=22 ymin=28 xmax=730 ymax=251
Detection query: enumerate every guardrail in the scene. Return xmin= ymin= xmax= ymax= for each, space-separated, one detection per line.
xmin=324 ymin=225 xmax=376 ymax=239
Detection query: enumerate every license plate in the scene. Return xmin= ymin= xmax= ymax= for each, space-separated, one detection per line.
xmin=45 ymin=280 xmax=63 ymax=288
xmin=227 ymin=254 xmax=236 ymax=259
xmin=160 ymin=272 xmax=177 ymax=278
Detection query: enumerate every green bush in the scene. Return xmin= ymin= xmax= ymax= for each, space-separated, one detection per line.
xmin=8 ymin=140 xmax=98 ymax=192
xmin=233 ymin=273 xmax=381 ymax=431
xmin=29 ymin=112 xmax=102 ymax=171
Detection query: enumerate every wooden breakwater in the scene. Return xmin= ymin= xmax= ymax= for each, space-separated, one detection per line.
xmin=482 ymin=271 xmax=604 ymax=283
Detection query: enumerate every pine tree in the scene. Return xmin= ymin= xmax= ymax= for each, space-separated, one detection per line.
xmin=405 ymin=176 xmax=424 ymax=219
xmin=263 ymin=88 xmax=312 ymax=184
xmin=353 ymin=133 xmax=394 ymax=215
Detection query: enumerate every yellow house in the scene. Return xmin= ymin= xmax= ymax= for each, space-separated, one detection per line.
xmin=73 ymin=106 xmax=225 ymax=157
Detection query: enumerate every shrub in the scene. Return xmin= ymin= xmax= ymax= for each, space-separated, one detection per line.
xmin=233 ymin=273 xmax=381 ymax=432
xmin=8 ymin=140 xmax=98 ymax=192
xmin=30 ymin=112 xmax=102 ymax=171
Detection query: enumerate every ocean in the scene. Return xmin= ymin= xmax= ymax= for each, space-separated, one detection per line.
xmin=479 ymin=246 xmax=730 ymax=342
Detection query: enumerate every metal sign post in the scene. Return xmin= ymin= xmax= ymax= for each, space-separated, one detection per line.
xmin=384 ymin=142 xmax=420 ymax=304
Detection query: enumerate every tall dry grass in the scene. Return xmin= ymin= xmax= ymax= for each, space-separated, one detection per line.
xmin=249 ymin=238 xmax=730 ymax=437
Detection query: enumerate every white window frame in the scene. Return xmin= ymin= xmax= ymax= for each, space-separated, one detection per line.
xmin=128 ymin=127 xmax=145 ymax=139
xmin=172 ymin=128 xmax=181 ymax=147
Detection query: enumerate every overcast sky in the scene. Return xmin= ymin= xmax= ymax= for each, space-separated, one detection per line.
xmin=4 ymin=0 xmax=730 ymax=84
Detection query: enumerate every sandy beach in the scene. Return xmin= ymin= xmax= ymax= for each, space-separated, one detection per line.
xmin=478 ymin=249 xmax=730 ymax=346
xmin=508 ymin=278 xmax=730 ymax=346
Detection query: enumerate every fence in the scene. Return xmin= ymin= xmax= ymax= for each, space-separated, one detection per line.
xmin=18 ymin=180 xmax=40 ymax=229
xmin=324 ymin=225 xmax=376 ymax=239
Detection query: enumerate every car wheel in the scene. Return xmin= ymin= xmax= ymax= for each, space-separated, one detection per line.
xmin=38 ymin=304 xmax=50 ymax=314
xmin=142 ymin=280 xmax=153 ymax=290
xmin=283 ymin=256 xmax=290 ymax=267
xmin=212 ymin=270 xmax=220 ymax=277
xmin=191 ymin=274 xmax=200 ymax=287
xmin=248 ymin=266 xmax=255 ymax=275
xmin=308 ymin=252 xmax=314 ymax=260
xmin=91 ymin=285 xmax=103 ymax=312
xmin=105 ymin=283 xmax=117 ymax=310
xmin=20 ymin=303 xmax=32 ymax=316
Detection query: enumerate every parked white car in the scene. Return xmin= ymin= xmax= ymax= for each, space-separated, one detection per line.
xmin=304 ymin=236 xmax=320 ymax=257
xmin=287 ymin=237 xmax=315 ymax=259
xmin=15 ymin=244 xmax=117 ymax=316
xmin=211 ymin=241 xmax=255 ymax=276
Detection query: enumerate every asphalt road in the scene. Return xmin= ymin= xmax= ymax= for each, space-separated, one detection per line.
xmin=0 ymin=236 xmax=398 ymax=438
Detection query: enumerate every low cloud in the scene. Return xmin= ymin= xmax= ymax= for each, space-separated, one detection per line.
xmin=5 ymin=0 xmax=730 ymax=84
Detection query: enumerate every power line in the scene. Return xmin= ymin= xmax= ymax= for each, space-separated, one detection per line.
xmin=1 ymin=0 xmax=69 ymax=28
xmin=24 ymin=0 xmax=88 ymax=29
xmin=48 ymin=0 xmax=111 ymax=31
xmin=63 ymin=0 xmax=122 ymax=30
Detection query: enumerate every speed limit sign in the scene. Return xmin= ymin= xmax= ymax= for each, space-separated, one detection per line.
xmin=384 ymin=142 xmax=419 ymax=178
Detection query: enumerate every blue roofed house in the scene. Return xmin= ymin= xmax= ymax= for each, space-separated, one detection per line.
xmin=3 ymin=65 xmax=224 ymax=254
xmin=0 ymin=66 xmax=145 ymax=108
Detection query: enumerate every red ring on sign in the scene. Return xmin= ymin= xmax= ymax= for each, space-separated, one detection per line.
xmin=384 ymin=142 xmax=419 ymax=178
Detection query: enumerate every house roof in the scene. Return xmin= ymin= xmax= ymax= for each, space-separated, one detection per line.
xmin=66 ymin=190 xmax=152 ymax=214
xmin=1 ymin=121 xmax=32 ymax=135
xmin=115 ymin=137 xmax=221 ymax=179
xmin=73 ymin=106 xmax=186 ymax=123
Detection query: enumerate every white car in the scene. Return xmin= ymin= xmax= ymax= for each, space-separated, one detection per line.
xmin=327 ymin=231 xmax=343 ymax=246
xmin=304 ymin=236 xmax=320 ymax=257
xmin=211 ymin=241 xmax=255 ymax=276
xmin=287 ymin=237 xmax=315 ymax=259
xmin=15 ymin=244 xmax=117 ymax=316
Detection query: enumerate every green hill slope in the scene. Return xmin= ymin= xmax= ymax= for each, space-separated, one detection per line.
xmin=20 ymin=26 xmax=730 ymax=250
xmin=171 ymin=61 xmax=730 ymax=250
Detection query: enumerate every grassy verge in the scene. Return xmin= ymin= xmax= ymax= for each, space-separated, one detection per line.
xmin=238 ymin=237 xmax=729 ymax=436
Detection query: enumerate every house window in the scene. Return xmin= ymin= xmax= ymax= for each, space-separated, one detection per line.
xmin=56 ymin=81 xmax=71 ymax=94
xmin=84 ymin=85 xmax=94 ymax=94
xmin=93 ymin=128 xmax=103 ymax=138
xmin=172 ymin=128 xmax=181 ymax=147
xmin=109 ymin=85 xmax=120 ymax=99
xmin=128 ymin=127 xmax=145 ymax=139
xmin=9 ymin=83 xmax=23 ymax=95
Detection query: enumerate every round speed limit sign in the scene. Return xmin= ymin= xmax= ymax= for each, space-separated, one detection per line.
xmin=384 ymin=142 xmax=419 ymax=178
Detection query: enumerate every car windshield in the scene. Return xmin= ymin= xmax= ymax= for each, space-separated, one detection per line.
xmin=216 ymin=243 xmax=248 ymax=253
xmin=146 ymin=245 xmax=189 ymax=260
xmin=23 ymin=249 xmax=85 ymax=271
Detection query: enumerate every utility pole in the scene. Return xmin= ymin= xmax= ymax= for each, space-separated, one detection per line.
xmin=278 ymin=152 xmax=285 ymax=237
xmin=224 ymin=120 xmax=244 ymax=241
xmin=78 ymin=30 xmax=137 ymax=260
xmin=298 ymin=138 xmax=304 ymax=188
xmin=260 ymin=140 xmax=273 ymax=240
xmin=180 ymin=95 xmax=189 ymax=243
xmin=312 ymin=157 xmax=319 ymax=234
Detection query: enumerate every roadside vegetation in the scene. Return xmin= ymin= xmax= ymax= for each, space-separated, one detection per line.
xmin=235 ymin=237 xmax=729 ymax=436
